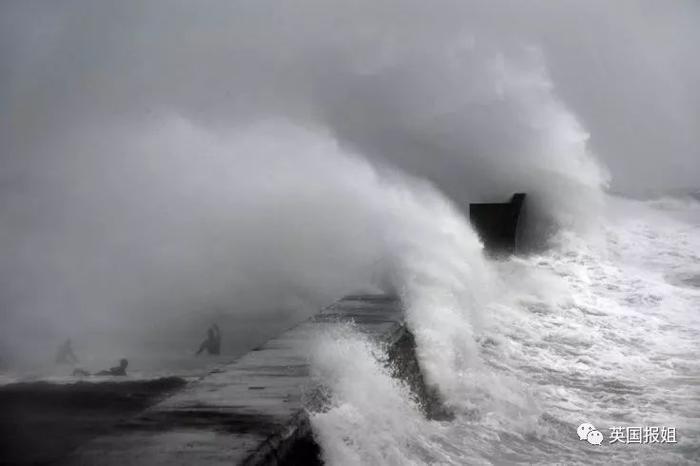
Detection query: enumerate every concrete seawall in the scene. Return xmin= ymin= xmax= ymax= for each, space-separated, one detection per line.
xmin=65 ymin=294 xmax=418 ymax=465
xmin=469 ymin=193 xmax=526 ymax=254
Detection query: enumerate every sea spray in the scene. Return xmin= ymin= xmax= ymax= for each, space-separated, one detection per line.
xmin=2 ymin=0 xmax=619 ymax=364
xmin=309 ymin=323 xmax=458 ymax=465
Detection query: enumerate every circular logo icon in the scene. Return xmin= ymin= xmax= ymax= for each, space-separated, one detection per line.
xmin=577 ymin=423 xmax=596 ymax=440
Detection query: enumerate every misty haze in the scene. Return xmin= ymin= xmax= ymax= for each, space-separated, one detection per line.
xmin=0 ymin=1 xmax=698 ymax=465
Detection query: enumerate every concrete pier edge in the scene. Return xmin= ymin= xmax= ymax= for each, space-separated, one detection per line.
xmin=64 ymin=294 xmax=433 ymax=466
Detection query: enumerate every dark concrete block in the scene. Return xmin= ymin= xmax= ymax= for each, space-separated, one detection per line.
xmin=469 ymin=193 xmax=526 ymax=255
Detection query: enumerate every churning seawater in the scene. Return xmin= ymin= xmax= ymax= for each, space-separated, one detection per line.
xmin=309 ymin=194 xmax=700 ymax=465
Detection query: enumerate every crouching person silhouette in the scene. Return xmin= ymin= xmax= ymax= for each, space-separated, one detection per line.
xmin=56 ymin=339 xmax=78 ymax=365
xmin=196 ymin=324 xmax=221 ymax=356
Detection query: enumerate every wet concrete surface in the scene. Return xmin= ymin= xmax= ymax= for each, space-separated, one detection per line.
xmin=62 ymin=294 xmax=404 ymax=466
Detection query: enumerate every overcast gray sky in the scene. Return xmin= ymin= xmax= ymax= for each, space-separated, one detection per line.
xmin=2 ymin=1 xmax=698 ymax=192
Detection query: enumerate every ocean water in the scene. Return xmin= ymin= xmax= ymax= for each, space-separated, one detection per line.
xmin=309 ymin=194 xmax=700 ymax=465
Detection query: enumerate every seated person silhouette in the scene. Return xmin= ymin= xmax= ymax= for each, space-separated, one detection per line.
xmin=72 ymin=358 xmax=128 ymax=376
xmin=196 ymin=324 xmax=221 ymax=356
xmin=56 ymin=339 xmax=78 ymax=364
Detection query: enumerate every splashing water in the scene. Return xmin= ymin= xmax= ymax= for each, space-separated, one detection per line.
xmin=310 ymin=195 xmax=700 ymax=465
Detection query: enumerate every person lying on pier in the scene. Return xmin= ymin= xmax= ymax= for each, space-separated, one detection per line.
xmin=72 ymin=358 xmax=128 ymax=376
xmin=55 ymin=339 xmax=78 ymax=364
xmin=97 ymin=358 xmax=129 ymax=376
xmin=196 ymin=324 xmax=221 ymax=356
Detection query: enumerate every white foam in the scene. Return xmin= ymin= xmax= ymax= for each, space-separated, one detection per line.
xmin=310 ymin=195 xmax=700 ymax=464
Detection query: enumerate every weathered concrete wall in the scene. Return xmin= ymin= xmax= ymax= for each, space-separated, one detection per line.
xmin=469 ymin=193 xmax=526 ymax=255
xmin=64 ymin=294 xmax=419 ymax=466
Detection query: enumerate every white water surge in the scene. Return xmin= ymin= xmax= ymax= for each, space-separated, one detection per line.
xmin=310 ymin=194 xmax=700 ymax=465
